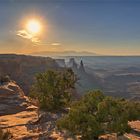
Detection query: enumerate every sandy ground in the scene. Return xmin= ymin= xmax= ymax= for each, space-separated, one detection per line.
xmin=0 ymin=109 xmax=140 ymax=140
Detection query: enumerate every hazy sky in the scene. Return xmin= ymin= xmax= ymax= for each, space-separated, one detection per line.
xmin=0 ymin=0 xmax=140 ymax=55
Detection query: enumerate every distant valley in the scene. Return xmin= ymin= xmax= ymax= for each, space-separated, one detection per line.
xmin=56 ymin=56 xmax=140 ymax=99
xmin=0 ymin=54 xmax=140 ymax=139
xmin=0 ymin=54 xmax=140 ymax=100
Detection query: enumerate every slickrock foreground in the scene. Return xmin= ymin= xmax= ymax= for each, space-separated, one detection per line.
xmin=0 ymin=81 xmax=31 ymax=115
xmin=0 ymin=82 xmax=68 ymax=139
xmin=0 ymin=82 xmax=140 ymax=140
xmin=0 ymin=110 xmax=38 ymax=139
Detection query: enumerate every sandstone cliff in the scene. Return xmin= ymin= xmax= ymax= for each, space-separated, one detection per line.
xmin=0 ymin=81 xmax=69 ymax=139
xmin=0 ymin=81 xmax=31 ymax=115
xmin=0 ymin=81 xmax=139 ymax=139
xmin=0 ymin=54 xmax=59 ymax=95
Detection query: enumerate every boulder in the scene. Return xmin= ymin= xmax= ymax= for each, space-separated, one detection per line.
xmin=0 ymin=81 xmax=30 ymax=115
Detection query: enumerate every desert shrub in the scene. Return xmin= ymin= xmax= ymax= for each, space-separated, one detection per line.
xmin=97 ymin=97 xmax=132 ymax=135
xmin=57 ymin=90 xmax=140 ymax=139
xmin=0 ymin=75 xmax=10 ymax=84
xmin=30 ymin=69 xmax=77 ymax=111
xmin=0 ymin=128 xmax=11 ymax=140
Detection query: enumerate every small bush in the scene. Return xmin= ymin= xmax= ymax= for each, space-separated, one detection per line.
xmin=0 ymin=75 xmax=10 ymax=84
xmin=30 ymin=69 xmax=77 ymax=112
xmin=57 ymin=90 xmax=140 ymax=139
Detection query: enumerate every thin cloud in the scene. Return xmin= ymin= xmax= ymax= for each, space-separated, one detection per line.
xmin=51 ymin=43 xmax=61 ymax=46
xmin=17 ymin=30 xmax=40 ymax=43
xmin=17 ymin=30 xmax=61 ymax=47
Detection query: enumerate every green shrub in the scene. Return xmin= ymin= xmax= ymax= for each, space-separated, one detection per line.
xmin=0 ymin=75 xmax=10 ymax=84
xmin=30 ymin=69 xmax=77 ymax=111
xmin=57 ymin=90 xmax=140 ymax=139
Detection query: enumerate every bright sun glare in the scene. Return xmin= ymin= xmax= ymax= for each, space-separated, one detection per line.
xmin=26 ymin=19 xmax=41 ymax=34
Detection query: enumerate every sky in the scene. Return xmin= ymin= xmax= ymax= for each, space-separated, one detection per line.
xmin=0 ymin=0 xmax=140 ymax=55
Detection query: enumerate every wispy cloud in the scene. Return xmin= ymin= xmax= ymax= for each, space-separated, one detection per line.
xmin=16 ymin=30 xmax=61 ymax=48
xmin=51 ymin=42 xmax=61 ymax=46
xmin=17 ymin=30 xmax=40 ymax=43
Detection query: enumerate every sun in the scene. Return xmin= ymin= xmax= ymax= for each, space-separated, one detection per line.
xmin=26 ymin=19 xmax=41 ymax=34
